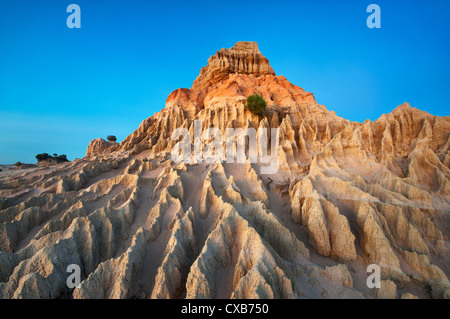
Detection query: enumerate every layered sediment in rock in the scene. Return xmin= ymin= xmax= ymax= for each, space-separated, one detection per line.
xmin=0 ymin=42 xmax=449 ymax=299
xmin=192 ymin=41 xmax=276 ymax=91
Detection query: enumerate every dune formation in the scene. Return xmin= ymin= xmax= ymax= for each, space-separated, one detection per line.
xmin=0 ymin=42 xmax=449 ymax=299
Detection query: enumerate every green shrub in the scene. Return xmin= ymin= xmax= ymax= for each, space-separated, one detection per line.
xmin=245 ymin=94 xmax=267 ymax=116
xmin=107 ymin=135 xmax=117 ymax=142
xmin=35 ymin=153 xmax=69 ymax=163
xmin=58 ymin=155 xmax=68 ymax=162
xmin=35 ymin=153 xmax=50 ymax=162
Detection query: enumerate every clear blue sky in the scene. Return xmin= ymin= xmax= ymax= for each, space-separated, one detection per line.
xmin=0 ymin=0 xmax=449 ymax=164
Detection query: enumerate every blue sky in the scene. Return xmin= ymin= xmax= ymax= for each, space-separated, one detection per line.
xmin=0 ymin=0 xmax=449 ymax=164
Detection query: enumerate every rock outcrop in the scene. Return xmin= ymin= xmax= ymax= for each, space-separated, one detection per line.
xmin=86 ymin=138 xmax=118 ymax=157
xmin=192 ymin=41 xmax=276 ymax=91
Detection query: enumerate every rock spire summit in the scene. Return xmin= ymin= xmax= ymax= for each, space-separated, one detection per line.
xmin=191 ymin=41 xmax=276 ymax=90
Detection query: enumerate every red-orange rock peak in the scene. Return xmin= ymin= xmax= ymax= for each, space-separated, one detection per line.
xmin=191 ymin=41 xmax=276 ymax=91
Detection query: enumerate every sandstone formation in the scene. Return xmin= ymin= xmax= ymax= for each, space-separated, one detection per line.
xmin=0 ymin=42 xmax=449 ymax=299
xmin=191 ymin=41 xmax=276 ymax=91
xmin=86 ymin=138 xmax=119 ymax=157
